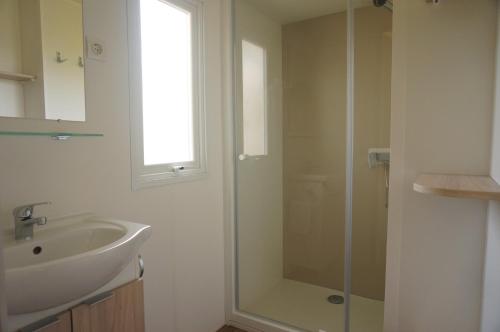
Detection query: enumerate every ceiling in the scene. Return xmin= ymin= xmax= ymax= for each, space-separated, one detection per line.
xmin=244 ymin=0 xmax=374 ymax=24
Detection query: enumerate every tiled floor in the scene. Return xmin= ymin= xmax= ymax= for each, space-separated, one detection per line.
xmin=241 ymin=279 xmax=384 ymax=332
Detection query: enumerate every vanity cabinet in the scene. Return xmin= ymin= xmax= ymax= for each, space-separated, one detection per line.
xmin=19 ymin=312 xmax=72 ymax=332
xmin=19 ymin=280 xmax=144 ymax=332
xmin=71 ymin=280 xmax=145 ymax=332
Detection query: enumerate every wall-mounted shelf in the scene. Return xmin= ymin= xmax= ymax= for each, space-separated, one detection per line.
xmin=0 ymin=70 xmax=36 ymax=82
xmin=414 ymin=174 xmax=500 ymax=201
xmin=0 ymin=131 xmax=103 ymax=140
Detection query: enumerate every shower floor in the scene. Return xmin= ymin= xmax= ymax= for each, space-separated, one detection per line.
xmin=242 ymin=279 xmax=384 ymax=332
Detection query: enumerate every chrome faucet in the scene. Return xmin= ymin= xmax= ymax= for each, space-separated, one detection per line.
xmin=13 ymin=202 xmax=51 ymax=240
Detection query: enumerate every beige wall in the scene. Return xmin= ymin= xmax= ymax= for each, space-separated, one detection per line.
xmin=282 ymin=10 xmax=347 ymax=294
xmin=385 ymin=0 xmax=497 ymax=331
xmin=0 ymin=0 xmax=226 ymax=331
xmin=352 ymin=7 xmax=392 ymax=301
xmin=234 ymin=0 xmax=284 ymax=310
xmin=282 ymin=7 xmax=392 ymax=301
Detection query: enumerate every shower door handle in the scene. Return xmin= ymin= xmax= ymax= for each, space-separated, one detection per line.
xmin=238 ymin=154 xmax=248 ymax=161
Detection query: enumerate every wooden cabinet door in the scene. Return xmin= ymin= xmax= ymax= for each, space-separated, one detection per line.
xmin=71 ymin=280 xmax=145 ymax=332
xmin=20 ymin=311 xmax=71 ymax=332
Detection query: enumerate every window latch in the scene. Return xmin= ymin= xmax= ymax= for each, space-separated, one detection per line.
xmin=172 ymin=166 xmax=185 ymax=174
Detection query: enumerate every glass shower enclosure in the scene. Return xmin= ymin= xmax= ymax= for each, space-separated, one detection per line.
xmin=232 ymin=0 xmax=392 ymax=331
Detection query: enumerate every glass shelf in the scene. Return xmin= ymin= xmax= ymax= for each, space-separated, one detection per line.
xmin=0 ymin=70 xmax=36 ymax=82
xmin=0 ymin=131 xmax=103 ymax=140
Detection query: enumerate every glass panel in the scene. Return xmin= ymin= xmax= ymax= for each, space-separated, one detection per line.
xmin=350 ymin=2 xmax=392 ymax=332
xmin=0 ymin=131 xmax=103 ymax=138
xmin=234 ymin=0 xmax=347 ymax=331
xmin=242 ymin=40 xmax=267 ymax=157
xmin=140 ymin=0 xmax=194 ymax=166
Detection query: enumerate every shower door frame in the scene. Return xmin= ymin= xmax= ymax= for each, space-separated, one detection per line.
xmin=221 ymin=1 xmax=356 ymax=331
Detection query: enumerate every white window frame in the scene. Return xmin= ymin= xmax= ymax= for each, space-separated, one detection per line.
xmin=127 ymin=0 xmax=207 ymax=190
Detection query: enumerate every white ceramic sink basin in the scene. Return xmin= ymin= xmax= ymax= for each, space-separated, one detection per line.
xmin=2 ymin=214 xmax=151 ymax=314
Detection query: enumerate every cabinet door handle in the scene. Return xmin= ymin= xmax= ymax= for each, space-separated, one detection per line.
xmin=20 ymin=316 xmax=59 ymax=332
xmin=83 ymin=291 xmax=115 ymax=307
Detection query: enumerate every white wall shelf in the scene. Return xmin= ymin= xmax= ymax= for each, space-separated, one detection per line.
xmin=0 ymin=70 xmax=36 ymax=82
xmin=414 ymin=174 xmax=500 ymax=201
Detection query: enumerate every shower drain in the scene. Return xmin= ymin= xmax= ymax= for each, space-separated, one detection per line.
xmin=327 ymin=295 xmax=344 ymax=304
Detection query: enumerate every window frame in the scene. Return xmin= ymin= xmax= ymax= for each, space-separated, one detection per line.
xmin=127 ymin=0 xmax=206 ymax=190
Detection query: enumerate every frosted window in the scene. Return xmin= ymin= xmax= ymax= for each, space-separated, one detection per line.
xmin=140 ymin=0 xmax=194 ymax=165
xmin=242 ymin=40 xmax=267 ymax=156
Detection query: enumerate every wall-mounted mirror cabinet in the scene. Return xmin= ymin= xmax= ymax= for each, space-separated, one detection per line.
xmin=0 ymin=0 xmax=85 ymax=122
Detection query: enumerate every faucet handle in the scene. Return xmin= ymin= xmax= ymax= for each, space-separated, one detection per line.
xmin=13 ymin=202 xmax=51 ymax=219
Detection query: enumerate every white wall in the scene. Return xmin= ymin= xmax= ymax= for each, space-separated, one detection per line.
xmin=480 ymin=4 xmax=500 ymax=332
xmin=0 ymin=0 xmax=226 ymax=331
xmin=386 ymin=0 xmax=497 ymax=331
xmin=482 ymin=204 xmax=500 ymax=332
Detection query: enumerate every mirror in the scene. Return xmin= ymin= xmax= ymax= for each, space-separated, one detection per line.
xmin=0 ymin=0 xmax=85 ymax=122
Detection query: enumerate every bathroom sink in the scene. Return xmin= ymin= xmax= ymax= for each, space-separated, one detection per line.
xmin=2 ymin=214 xmax=151 ymax=314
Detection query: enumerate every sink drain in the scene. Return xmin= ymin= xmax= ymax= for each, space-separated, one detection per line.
xmin=327 ymin=295 xmax=344 ymax=304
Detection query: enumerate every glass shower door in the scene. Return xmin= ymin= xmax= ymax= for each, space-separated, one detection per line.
xmin=350 ymin=3 xmax=392 ymax=331
xmin=234 ymin=0 xmax=285 ymax=318
xmin=234 ymin=1 xmax=348 ymax=331
xmin=233 ymin=1 xmax=392 ymax=331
